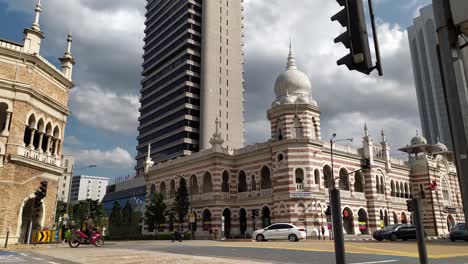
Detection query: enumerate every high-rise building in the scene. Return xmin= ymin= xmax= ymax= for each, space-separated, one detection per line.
xmin=408 ymin=5 xmax=468 ymax=149
xmin=135 ymin=0 xmax=245 ymax=174
xmin=58 ymin=155 xmax=74 ymax=202
xmin=70 ymin=175 xmax=110 ymax=202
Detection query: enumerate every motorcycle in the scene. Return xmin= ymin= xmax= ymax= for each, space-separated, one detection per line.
xmin=171 ymin=231 xmax=184 ymax=242
xmin=69 ymin=229 xmax=104 ymax=248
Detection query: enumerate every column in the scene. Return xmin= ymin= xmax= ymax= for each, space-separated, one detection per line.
xmin=1 ymin=112 xmax=11 ymax=136
xmin=28 ymin=128 xmax=36 ymax=149
xmin=37 ymin=132 xmax=44 ymax=153
xmin=53 ymin=139 xmax=60 ymax=157
xmin=45 ymin=135 xmax=51 ymax=155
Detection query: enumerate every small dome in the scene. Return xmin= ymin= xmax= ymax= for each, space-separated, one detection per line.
xmin=432 ymin=138 xmax=448 ymax=152
xmin=411 ymin=130 xmax=427 ymax=145
xmin=280 ymin=95 xmax=295 ymax=104
xmin=295 ymin=95 xmax=309 ymax=104
xmin=274 ymin=50 xmax=313 ymax=102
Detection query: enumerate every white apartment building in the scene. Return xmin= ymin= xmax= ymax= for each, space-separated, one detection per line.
xmin=57 ymin=155 xmax=74 ymax=202
xmin=70 ymin=175 xmax=110 ymax=202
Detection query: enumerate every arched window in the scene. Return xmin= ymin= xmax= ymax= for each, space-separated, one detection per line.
xmin=295 ymin=168 xmax=304 ymax=191
xmin=380 ymin=176 xmax=385 ymax=194
xmin=0 ymin=103 xmax=9 ymax=133
xmin=339 ymin=168 xmax=350 ymax=191
xmin=170 ymin=179 xmax=176 ymax=198
xmin=221 ymin=171 xmax=230 ymax=193
xmin=202 ymin=209 xmax=212 ymax=231
xmin=203 ymin=172 xmax=213 ymax=193
xmin=238 ymin=170 xmax=248 ymax=193
xmin=276 ymin=118 xmax=283 ymax=140
xmin=399 ymin=182 xmax=404 ymax=198
xmin=441 ymin=177 xmax=451 ymax=205
xmin=404 ymin=183 xmax=409 ymax=198
xmin=160 ymin=182 xmax=167 ymax=197
xmin=190 ymin=175 xmax=199 ymax=194
xmin=323 ymin=165 xmax=332 ymax=189
xmin=396 ymin=182 xmax=400 ymax=197
xmin=391 ymin=180 xmax=395 ymax=197
xmin=251 ymin=175 xmax=257 ymax=191
xmin=292 ymin=115 xmax=303 ymax=138
xmin=376 ymin=175 xmax=380 ymax=194
xmin=354 ymin=171 xmax=364 ymax=192
xmin=314 ymin=169 xmax=320 ymax=187
xmin=260 ymin=166 xmax=272 ymax=190
xmin=150 ymin=184 xmax=156 ymax=194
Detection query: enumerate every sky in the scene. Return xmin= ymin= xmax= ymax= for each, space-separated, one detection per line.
xmin=0 ymin=0 xmax=431 ymax=182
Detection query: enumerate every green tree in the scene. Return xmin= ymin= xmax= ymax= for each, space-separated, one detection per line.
xmin=108 ymin=201 xmax=122 ymax=238
xmin=174 ymin=179 xmax=189 ymax=225
xmin=71 ymin=199 xmax=107 ymax=228
xmin=145 ymin=192 xmax=167 ymax=237
xmin=55 ymin=201 xmax=67 ymax=222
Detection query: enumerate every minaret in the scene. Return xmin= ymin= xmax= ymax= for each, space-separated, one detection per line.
xmin=59 ymin=33 xmax=76 ymax=80
xmin=209 ymin=118 xmax=224 ymax=151
xmin=380 ymin=129 xmax=391 ymax=172
xmin=362 ymin=123 xmax=374 ymax=165
xmin=23 ymin=0 xmax=44 ymax=54
xmin=143 ymin=144 xmax=154 ymax=175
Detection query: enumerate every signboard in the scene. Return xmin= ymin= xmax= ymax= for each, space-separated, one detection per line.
xmin=443 ymin=206 xmax=457 ymax=214
xmin=290 ymin=192 xmax=312 ymax=198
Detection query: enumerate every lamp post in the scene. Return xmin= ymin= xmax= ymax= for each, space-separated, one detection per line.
xmin=329 ymin=134 xmax=353 ymax=264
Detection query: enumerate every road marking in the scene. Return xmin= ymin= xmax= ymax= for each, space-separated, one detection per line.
xmin=19 ymin=253 xmax=27 ymax=256
xmin=48 ymin=262 xmax=61 ymax=264
xmin=31 ymin=257 xmax=43 ymax=260
xmin=350 ymin=261 xmax=398 ymax=264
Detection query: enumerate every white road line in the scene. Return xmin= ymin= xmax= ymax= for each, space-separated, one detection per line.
xmin=350 ymin=261 xmax=398 ymax=264
xmin=19 ymin=253 xmax=27 ymax=256
xmin=48 ymin=262 xmax=61 ymax=264
xmin=31 ymin=257 xmax=43 ymax=260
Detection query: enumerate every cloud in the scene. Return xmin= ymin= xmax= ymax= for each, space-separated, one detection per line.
xmin=70 ymin=85 xmax=139 ymax=136
xmin=64 ymin=147 xmax=135 ymax=169
xmin=64 ymin=136 xmax=80 ymax=145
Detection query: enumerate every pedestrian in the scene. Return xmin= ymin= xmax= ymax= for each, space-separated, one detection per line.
xmin=208 ymin=228 xmax=213 ymax=240
xmin=214 ymin=227 xmax=218 ymax=240
xmin=321 ymin=225 xmax=325 ymax=240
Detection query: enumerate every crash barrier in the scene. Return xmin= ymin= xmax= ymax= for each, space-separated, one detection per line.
xmin=32 ymin=230 xmax=62 ymax=244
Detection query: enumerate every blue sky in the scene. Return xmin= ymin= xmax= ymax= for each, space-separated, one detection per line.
xmin=0 ymin=0 xmax=430 ymax=182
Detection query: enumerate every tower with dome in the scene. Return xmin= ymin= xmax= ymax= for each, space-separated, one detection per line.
xmin=143 ymin=49 xmax=464 ymax=239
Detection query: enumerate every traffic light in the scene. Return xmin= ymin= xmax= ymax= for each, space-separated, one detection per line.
xmin=34 ymin=180 xmax=48 ymax=202
xmin=406 ymin=199 xmax=414 ymax=212
xmin=325 ymin=205 xmax=332 ymax=216
xmin=331 ymin=0 xmax=373 ymax=74
xmin=361 ymin=158 xmax=371 ymax=170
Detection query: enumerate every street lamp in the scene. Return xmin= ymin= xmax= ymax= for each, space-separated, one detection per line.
xmin=329 ymin=134 xmax=353 ymax=264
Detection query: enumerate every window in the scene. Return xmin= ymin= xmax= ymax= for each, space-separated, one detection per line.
xmin=442 ymin=177 xmax=451 ymax=205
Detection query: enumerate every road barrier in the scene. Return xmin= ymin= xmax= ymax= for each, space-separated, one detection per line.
xmin=32 ymin=230 xmax=61 ymax=244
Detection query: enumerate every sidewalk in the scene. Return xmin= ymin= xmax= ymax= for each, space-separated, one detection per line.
xmin=1 ymin=242 xmax=68 ymax=250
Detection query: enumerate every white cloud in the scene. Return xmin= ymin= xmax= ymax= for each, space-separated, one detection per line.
xmin=64 ymin=147 xmax=135 ymax=169
xmin=70 ymin=85 xmax=139 ymax=136
xmin=64 ymin=135 xmax=80 ymax=145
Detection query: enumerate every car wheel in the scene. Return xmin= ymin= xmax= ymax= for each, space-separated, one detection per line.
xmin=288 ymin=234 xmax=298 ymax=242
xmin=375 ymin=237 xmax=383 ymax=241
xmin=390 ymin=234 xmax=398 ymax=241
xmin=256 ymin=234 xmax=265 ymax=242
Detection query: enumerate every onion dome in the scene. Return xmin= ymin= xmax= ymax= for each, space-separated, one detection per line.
xmin=432 ymin=138 xmax=448 ymax=152
xmin=410 ymin=130 xmax=427 ymax=146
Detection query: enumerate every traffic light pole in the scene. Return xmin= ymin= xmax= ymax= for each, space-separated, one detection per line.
xmin=368 ymin=0 xmax=383 ymax=76
xmin=433 ymin=0 xmax=468 ymax=225
xmin=413 ymin=198 xmax=428 ymax=264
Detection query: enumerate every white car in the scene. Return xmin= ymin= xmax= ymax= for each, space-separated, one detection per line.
xmin=252 ymin=223 xmax=306 ymax=242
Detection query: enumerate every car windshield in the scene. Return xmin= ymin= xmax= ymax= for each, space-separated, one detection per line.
xmin=383 ymin=224 xmax=401 ymax=230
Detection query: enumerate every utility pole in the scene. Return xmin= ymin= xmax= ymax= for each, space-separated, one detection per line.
xmin=433 ymin=0 xmax=468 ymax=224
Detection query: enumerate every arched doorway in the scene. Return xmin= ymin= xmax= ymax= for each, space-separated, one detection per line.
xmin=323 ymin=165 xmax=332 ymax=189
xmin=238 ymin=171 xmax=248 ymax=193
xmin=342 ymin=207 xmax=354 ymax=235
xmin=447 ymin=215 xmax=456 ymax=232
xmin=191 ymin=211 xmax=197 ymax=232
xmin=384 ymin=210 xmax=389 ymax=227
xmin=393 ymin=212 xmax=398 ymax=224
xmin=202 ymin=209 xmax=212 ymax=231
xmin=19 ymin=198 xmax=43 ymax=243
xmin=262 ymin=206 xmax=271 ymax=227
xmin=379 ymin=210 xmax=384 ymax=229
xmin=401 ymin=212 xmax=408 ymax=224
xmin=357 ymin=209 xmax=368 ymax=234
xmin=239 ymin=208 xmax=247 ymax=235
xmin=222 ymin=208 xmax=232 ymax=238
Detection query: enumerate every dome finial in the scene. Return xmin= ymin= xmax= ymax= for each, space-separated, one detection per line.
xmin=416 ymin=129 xmax=419 ymax=136
xmin=286 ymin=39 xmax=297 ymax=70
xmin=364 ymin=123 xmax=368 ymax=137
xmin=31 ymin=0 xmax=42 ymax=32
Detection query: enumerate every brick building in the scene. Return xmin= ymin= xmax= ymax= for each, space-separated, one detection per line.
xmin=144 ymin=49 xmax=464 ymax=239
xmin=0 ymin=1 xmax=74 ymax=244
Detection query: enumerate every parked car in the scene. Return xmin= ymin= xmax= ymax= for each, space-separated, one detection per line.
xmin=449 ymin=223 xmax=468 ymax=242
xmin=252 ymin=223 xmax=306 ymax=242
xmin=373 ymin=224 xmax=418 ymax=241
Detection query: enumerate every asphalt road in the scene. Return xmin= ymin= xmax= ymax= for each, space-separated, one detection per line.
xmin=0 ymin=250 xmax=75 ymax=264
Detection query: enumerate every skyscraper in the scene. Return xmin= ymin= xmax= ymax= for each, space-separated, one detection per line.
xmin=408 ymin=5 xmax=453 ymax=149
xmin=136 ymin=0 xmax=245 ymax=174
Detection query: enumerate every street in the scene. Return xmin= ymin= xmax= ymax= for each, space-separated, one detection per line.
xmin=1 ymin=240 xmax=468 ymax=264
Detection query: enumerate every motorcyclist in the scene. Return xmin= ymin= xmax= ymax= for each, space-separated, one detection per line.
xmin=82 ymin=217 xmax=96 ymax=241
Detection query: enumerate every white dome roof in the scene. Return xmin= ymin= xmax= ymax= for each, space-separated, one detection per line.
xmin=432 ymin=138 xmax=448 ymax=152
xmin=410 ymin=130 xmax=427 ymax=146
xmin=273 ymin=50 xmax=314 ymax=105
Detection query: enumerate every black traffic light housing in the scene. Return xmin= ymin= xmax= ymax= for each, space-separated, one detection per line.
xmin=332 ymin=0 xmax=381 ymax=75
xmin=406 ymin=199 xmax=414 ymax=212
xmin=361 ymin=158 xmax=371 ymax=170
xmin=325 ymin=205 xmax=332 ymax=216
xmin=34 ymin=180 xmax=48 ymax=202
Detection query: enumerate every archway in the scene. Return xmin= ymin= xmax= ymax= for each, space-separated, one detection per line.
xmin=222 ymin=171 xmax=230 ymax=193
xmin=239 ymin=208 xmax=247 ymax=235
xmin=379 ymin=210 xmax=384 ymax=229
xmin=203 ymin=172 xmax=213 ymax=193
xmin=191 ymin=211 xmax=197 ymax=232
xmin=202 ymin=209 xmax=212 ymax=231
xmin=222 ymin=208 xmax=232 ymax=238
xmin=393 ymin=212 xmax=398 ymax=224
xmin=401 ymin=212 xmax=408 ymax=224
xmin=447 ymin=215 xmax=456 ymax=232
xmin=262 ymin=206 xmax=271 ymax=227
xmin=357 ymin=209 xmax=369 ymax=234
xmin=19 ymin=198 xmax=43 ymax=243
xmin=314 ymin=169 xmax=320 ymax=187
xmin=339 ymin=168 xmax=350 ymax=191
xmin=260 ymin=166 xmax=272 ymax=190
xmin=384 ymin=210 xmax=389 ymax=227
xmin=342 ymin=207 xmax=354 ymax=235
xmin=190 ymin=175 xmax=199 ymax=194
xmin=323 ymin=165 xmax=332 ymax=189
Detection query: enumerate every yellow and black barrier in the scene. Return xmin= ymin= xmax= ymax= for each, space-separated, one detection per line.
xmin=32 ymin=230 xmax=62 ymax=244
